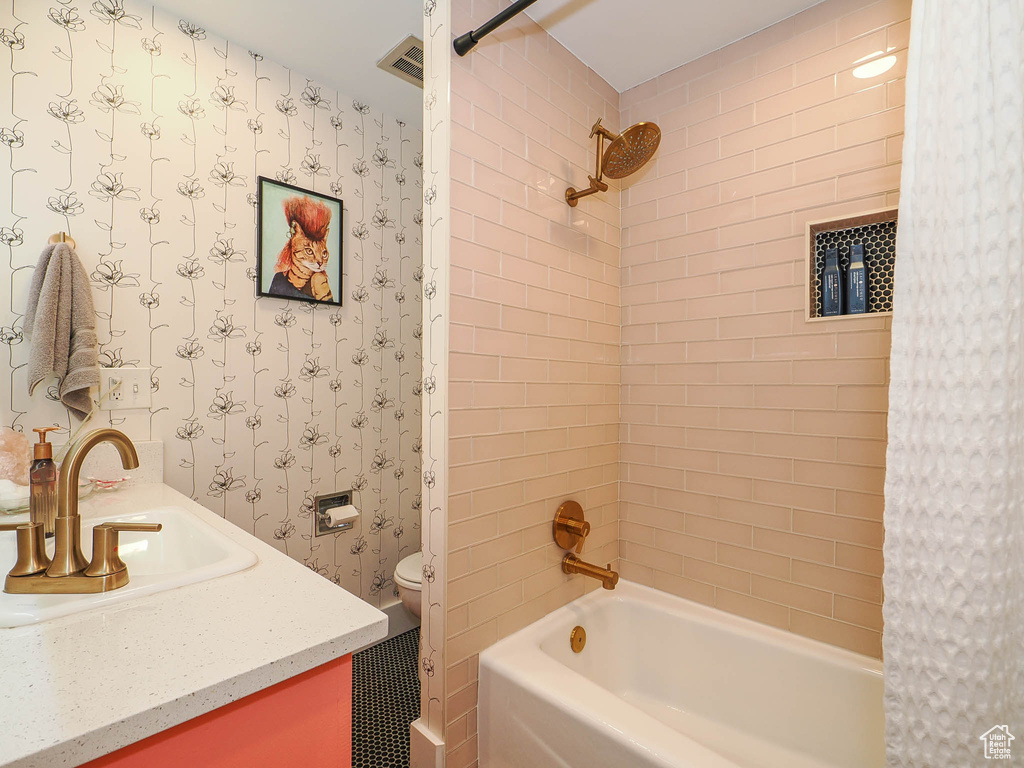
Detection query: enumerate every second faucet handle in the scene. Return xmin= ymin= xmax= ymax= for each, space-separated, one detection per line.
xmin=83 ymin=522 xmax=162 ymax=578
xmin=6 ymin=522 xmax=51 ymax=576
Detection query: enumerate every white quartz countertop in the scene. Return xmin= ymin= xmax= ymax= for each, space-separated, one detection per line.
xmin=0 ymin=483 xmax=388 ymax=768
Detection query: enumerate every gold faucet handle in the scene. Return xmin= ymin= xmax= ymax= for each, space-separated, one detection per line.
xmin=553 ymin=500 xmax=591 ymax=553
xmin=0 ymin=521 xmax=52 ymax=577
xmin=565 ymin=519 xmax=591 ymax=553
xmin=589 ymin=118 xmax=616 ymax=141
xmin=83 ymin=522 xmax=162 ymax=578
xmin=97 ymin=522 xmax=162 ymax=532
xmin=8 ymin=522 xmax=51 ymax=576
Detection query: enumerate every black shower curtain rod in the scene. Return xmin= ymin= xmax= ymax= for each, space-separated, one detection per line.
xmin=453 ymin=0 xmax=540 ymax=56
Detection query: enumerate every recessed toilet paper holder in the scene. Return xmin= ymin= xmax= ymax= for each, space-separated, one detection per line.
xmin=314 ymin=491 xmax=358 ymax=536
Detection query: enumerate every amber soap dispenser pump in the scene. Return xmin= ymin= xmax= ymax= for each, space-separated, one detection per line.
xmin=30 ymin=427 xmax=58 ymax=537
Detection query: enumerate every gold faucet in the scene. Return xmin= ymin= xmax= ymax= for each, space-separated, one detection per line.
xmin=562 ymin=554 xmax=619 ymax=590
xmin=553 ymin=499 xmax=619 ymax=590
xmin=2 ymin=428 xmax=161 ymax=594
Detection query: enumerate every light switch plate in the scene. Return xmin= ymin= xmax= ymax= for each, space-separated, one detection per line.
xmin=99 ymin=367 xmax=152 ymax=411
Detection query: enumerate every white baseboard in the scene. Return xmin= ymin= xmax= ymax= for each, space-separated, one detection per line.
xmin=410 ymin=718 xmax=444 ymax=768
xmin=378 ymin=599 xmax=419 ymax=644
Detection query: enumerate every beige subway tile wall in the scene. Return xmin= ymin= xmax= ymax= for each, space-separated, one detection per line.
xmin=444 ymin=0 xmax=906 ymax=762
xmin=446 ymin=0 xmax=621 ymax=764
xmin=619 ymin=0 xmax=909 ymax=660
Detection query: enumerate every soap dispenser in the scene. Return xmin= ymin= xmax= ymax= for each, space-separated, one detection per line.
xmin=29 ymin=427 xmax=58 ymax=537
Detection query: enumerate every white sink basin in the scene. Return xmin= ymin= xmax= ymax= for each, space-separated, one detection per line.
xmin=0 ymin=506 xmax=259 ymax=627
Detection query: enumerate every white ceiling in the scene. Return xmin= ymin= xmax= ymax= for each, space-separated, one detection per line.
xmin=150 ymin=0 xmax=424 ymax=126
xmin=150 ymin=0 xmax=827 ymax=121
xmin=524 ymin=0 xmax=826 ymax=92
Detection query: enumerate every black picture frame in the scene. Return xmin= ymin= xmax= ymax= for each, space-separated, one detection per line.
xmin=256 ymin=176 xmax=344 ymax=306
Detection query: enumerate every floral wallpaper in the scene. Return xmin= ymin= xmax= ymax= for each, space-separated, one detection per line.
xmin=419 ymin=0 xmax=449 ymax=740
xmin=0 ymin=0 xmax=423 ymax=607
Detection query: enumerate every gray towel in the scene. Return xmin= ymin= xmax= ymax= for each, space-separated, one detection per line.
xmin=24 ymin=243 xmax=100 ymax=420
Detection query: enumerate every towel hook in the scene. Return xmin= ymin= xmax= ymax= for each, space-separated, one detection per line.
xmin=48 ymin=231 xmax=77 ymax=249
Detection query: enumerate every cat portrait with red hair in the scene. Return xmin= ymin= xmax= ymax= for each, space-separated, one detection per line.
xmin=258 ymin=178 xmax=343 ymax=305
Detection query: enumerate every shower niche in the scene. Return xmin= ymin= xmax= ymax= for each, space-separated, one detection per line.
xmin=805 ymin=207 xmax=897 ymax=322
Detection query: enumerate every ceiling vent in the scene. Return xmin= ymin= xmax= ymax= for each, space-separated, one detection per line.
xmin=377 ymin=35 xmax=424 ymax=88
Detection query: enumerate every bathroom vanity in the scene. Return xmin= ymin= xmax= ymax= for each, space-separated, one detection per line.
xmin=0 ymin=483 xmax=387 ymax=768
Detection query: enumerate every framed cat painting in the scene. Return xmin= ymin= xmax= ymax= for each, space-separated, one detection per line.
xmin=256 ymin=177 xmax=343 ymax=306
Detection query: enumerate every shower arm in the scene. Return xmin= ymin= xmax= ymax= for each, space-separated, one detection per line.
xmin=566 ymin=120 xmax=615 ymax=207
xmin=453 ymin=0 xmax=540 ymax=56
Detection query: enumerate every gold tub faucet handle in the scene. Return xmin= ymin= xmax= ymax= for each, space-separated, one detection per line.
xmin=553 ymin=500 xmax=590 ymax=553
xmin=565 ymin=518 xmax=590 ymax=553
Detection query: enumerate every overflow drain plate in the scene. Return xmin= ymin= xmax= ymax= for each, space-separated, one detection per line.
xmin=570 ymin=625 xmax=586 ymax=653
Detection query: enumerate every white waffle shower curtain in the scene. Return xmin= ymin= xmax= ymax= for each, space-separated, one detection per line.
xmin=883 ymin=0 xmax=1024 ymax=764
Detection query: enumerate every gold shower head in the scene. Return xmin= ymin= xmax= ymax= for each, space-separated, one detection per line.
xmin=602 ymin=122 xmax=662 ymax=179
xmin=566 ymin=118 xmax=662 ymax=207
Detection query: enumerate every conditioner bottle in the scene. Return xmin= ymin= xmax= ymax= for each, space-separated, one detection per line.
xmin=847 ymin=243 xmax=867 ymax=314
xmin=822 ymin=247 xmax=843 ymax=316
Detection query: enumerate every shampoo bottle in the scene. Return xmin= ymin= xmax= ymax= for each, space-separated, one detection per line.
xmin=847 ymin=243 xmax=867 ymax=314
xmin=822 ymin=247 xmax=843 ymax=316
xmin=29 ymin=427 xmax=58 ymax=537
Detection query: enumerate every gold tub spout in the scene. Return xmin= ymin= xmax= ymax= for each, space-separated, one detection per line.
xmin=562 ymin=553 xmax=619 ymax=590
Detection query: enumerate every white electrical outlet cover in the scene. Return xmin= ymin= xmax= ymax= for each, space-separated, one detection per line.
xmin=99 ymin=367 xmax=152 ymax=411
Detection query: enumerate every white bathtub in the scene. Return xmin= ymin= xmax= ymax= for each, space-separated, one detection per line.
xmin=479 ymin=581 xmax=883 ymax=768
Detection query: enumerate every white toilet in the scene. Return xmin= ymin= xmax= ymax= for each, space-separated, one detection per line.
xmin=394 ymin=551 xmax=422 ymax=619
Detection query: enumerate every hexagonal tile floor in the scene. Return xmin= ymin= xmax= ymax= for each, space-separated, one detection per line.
xmin=353 ymin=627 xmax=420 ymax=768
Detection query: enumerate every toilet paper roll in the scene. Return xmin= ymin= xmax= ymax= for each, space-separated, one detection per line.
xmin=327 ymin=504 xmax=359 ymax=527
